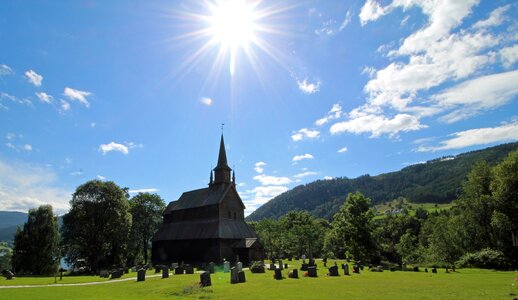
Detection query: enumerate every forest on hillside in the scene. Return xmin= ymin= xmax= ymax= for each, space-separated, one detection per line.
xmin=247 ymin=142 xmax=518 ymax=221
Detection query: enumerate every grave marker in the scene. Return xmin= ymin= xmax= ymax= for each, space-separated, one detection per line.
xmin=137 ymin=269 xmax=146 ymax=282
xmin=200 ymin=271 xmax=211 ymax=287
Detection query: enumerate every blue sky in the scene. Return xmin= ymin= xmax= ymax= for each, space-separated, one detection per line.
xmin=1 ymin=0 xmax=517 ymax=216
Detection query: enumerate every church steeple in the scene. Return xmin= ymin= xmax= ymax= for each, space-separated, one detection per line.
xmin=213 ymin=134 xmax=231 ymax=184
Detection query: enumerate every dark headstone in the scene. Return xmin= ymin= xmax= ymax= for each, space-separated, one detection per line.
xmin=425 ymin=268 xmax=428 ymax=273
xmin=111 ymin=270 xmax=123 ymax=279
xmin=284 ymin=263 xmax=288 ymax=269
xmin=432 ymin=268 xmax=437 ymax=274
xmin=162 ymin=267 xmax=169 ymax=279
xmin=390 ymin=267 xmax=396 ymax=272
xmin=368 ymin=263 xmax=373 ymax=269
xmin=208 ymin=262 xmax=215 ymax=274
xmin=155 ymin=266 xmax=161 ymax=273
xmin=360 ymin=265 xmax=364 ymax=271
xmin=269 ymin=263 xmax=276 ymax=270
xmin=175 ymin=267 xmax=184 ymax=275
xmin=137 ymin=269 xmax=146 ymax=282
xmin=308 ymin=266 xmax=317 ymax=277
xmin=353 ymin=265 xmax=360 ymax=274
xmin=200 ymin=271 xmax=211 ymax=287
xmin=100 ymin=270 xmax=109 ymax=278
xmin=413 ymin=266 xmax=419 ymax=272
xmin=288 ymin=269 xmax=298 ymax=278
xmin=230 ymin=267 xmax=239 ymax=284
xmin=300 ymin=263 xmax=308 ymax=271
xmin=308 ymin=259 xmax=316 ymax=267
xmin=451 ymin=265 xmax=455 ymax=272
xmin=328 ymin=266 xmax=339 ymax=276
xmin=124 ymin=267 xmax=129 ymax=274
xmin=278 ymin=259 xmax=283 ymax=270
xmin=185 ymin=265 xmax=194 ymax=274
xmin=5 ymin=270 xmax=14 ymax=280
xmin=343 ymin=264 xmax=350 ymax=275
xmin=274 ymin=268 xmax=282 ymax=280
xmin=238 ymin=270 xmax=246 ymax=283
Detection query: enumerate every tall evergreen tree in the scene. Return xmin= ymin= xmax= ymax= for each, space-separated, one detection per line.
xmin=11 ymin=205 xmax=60 ymax=275
xmin=62 ymin=180 xmax=131 ymax=273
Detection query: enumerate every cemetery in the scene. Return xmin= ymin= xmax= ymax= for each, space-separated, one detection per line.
xmin=1 ymin=259 xmax=516 ymax=299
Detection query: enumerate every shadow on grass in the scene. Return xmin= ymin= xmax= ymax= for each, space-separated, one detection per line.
xmin=170 ymin=283 xmax=213 ymax=299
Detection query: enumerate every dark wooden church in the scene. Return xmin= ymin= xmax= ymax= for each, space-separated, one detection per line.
xmin=151 ymin=135 xmax=263 ymax=265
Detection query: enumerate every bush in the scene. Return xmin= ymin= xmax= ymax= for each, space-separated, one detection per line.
xmin=249 ymin=261 xmax=265 ymax=273
xmin=456 ymin=248 xmax=510 ymax=270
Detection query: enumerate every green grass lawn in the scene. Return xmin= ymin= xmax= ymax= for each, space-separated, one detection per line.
xmin=1 ymin=259 xmax=516 ymax=299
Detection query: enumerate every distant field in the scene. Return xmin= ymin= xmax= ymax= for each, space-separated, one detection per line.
xmin=373 ymin=201 xmax=453 ymax=220
xmin=1 ymin=259 xmax=516 ymax=299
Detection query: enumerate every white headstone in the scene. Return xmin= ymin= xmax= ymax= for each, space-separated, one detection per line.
xmin=237 ymin=262 xmax=243 ymax=272
xmin=224 ymin=261 xmax=230 ymax=273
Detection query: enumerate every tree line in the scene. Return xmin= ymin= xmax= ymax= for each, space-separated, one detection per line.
xmin=10 ymin=180 xmax=165 ymax=275
xmin=252 ymin=150 xmax=518 ymax=269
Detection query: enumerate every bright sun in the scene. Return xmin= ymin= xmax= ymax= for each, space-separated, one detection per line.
xmin=207 ymin=0 xmax=260 ymax=75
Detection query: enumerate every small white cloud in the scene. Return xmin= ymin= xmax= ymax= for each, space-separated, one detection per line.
xmin=23 ymin=144 xmax=32 ymax=151
xmin=337 ymin=146 xmax=348 ymax=153
xmin=25 ymin=70 xmax=43 ymax=86
xmin=323 ymin=176 xmax=334 ymax=180
xmin=70 ymin=170 xmax=83 ymax=176
xmin=128 ymin=188 xmax=159 ymax=194
xmin=60 ymin=100 xmax=71 ymax=112
xmin=293 ymin=171 xmax=317 ymax=178
xmin=35 ymin=92 xmax=53 ymax=104
xmin=339 ymin=10 xmax=352 ymax=31
xmin=99 ymin=142 xmax=129 ymax=155
xmin=315 ymin=103 xmax=343 ymax=126
xmin=417 ymin=121 xmax=518 ymax=152
xmin=292 ymin=153 xmax=314 ymax=162
xmin=254 ymin=161 xmax=266 ymax=173
xmin=97 ymin=175 xmax=106 ymax=180
xmin=297 ymin=79 xmax=321 ymax=94
xmin=500 ymin=45 xmax=518 ymax=69
xmin=65 ymin=157 xmax=72 ymax=164
xmin=253 ymin=174 xmax=292 ymax=186
xmin=0 ymin=64 xmax=13 ymax=76
xmin=472 ymin=5 xmax=510 ymax=29
xmin=91 ymin=122 xmax=96 ymax=128
xmin=359 ymin=0 xmax=387 ymax=26
xmin=6 ymin=133 xmax=16 ymax=141
xmin=63 ymin=87 xmax=91 ymax=108
xmin=291 ymin=128 xmax=320 ymax=141
xmin=330 ymin=113 xmax=426 ymax=138
xmin=200 ymin=97 xmax=213 ymax=106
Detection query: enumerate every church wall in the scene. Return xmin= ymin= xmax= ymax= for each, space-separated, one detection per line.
xmin=219 ymin=189 xmax=245 ymax=220
xmin=152 ymin=239 xmax=221 ymax=265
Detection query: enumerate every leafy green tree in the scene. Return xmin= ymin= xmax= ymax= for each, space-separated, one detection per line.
xmin=253 ymin=219 xmax=283 ymax=260
xmin=279 ymin=211 xmax=325 ymax=258
xmin=128 ymin=193 xmax=165 ymax=265
xmin=11 ymin=205 xmax=60 ymax=275
xmin=62 ymin=180 xmax=131 ymax=272
xmin=326 ymin=192 xmax=375 ymax=261
xmin=0 ymin=242 xmax=12 ymax=271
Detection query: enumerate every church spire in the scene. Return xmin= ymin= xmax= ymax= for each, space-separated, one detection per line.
xmin=213 ymin=134 xmax=231 ymax=184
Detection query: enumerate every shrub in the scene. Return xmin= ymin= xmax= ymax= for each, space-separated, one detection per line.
xmin=249 ymin=261 xmax=265 ymax=273
xmin=456 ymin=248 xmax=510 ymax=270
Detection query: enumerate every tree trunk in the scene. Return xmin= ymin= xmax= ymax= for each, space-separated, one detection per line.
xmin=143 ymin=238 xmax=148 ymax=264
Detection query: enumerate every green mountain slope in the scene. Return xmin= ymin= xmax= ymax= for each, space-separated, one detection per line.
xmin=247 ymin=142 xmax=518 ymax=221
xmin=0 ymin=211 xmax=27 ymax=229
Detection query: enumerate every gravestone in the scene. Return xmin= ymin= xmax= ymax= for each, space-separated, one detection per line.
xmin=425 ymin=268 xmax=428 ymax=273
xmin=328 ymin=266 xmax=339 ymax=276
xmin=269 ymin=263 xmax=276 ymax=270
xmin=278 ymin=259 xmax=283 ymax=270
xmin=352 ymin=265 xmax=360 ymax=274
xmin=114 ymin=269 xmax=124 ymax=279
xmin=5 ymin=270 xmax=14 ymax=280
xmin=132 ymin=266 xmax=137 ymax=272
xmin=162 ymin=267 xmax=169 ymax=279
xmin=308 ymin=259 xmax=316 ymax=267
xmin=300 ymin=263 xmax=308 ymax=271
xmin=284 ymin=263 xmax=288 ymax=269
xmin=390 ymin=267 xmax=396 ymax=272
xmin=237 ymin=261 xmax=243 ymax=272
xmin=155 ymin=266 xmax=161 ymax=274
xmin=377 ymin=265 xmax=383 ymax=272
xmin=343 ymin=264 xmax=350 ymax=275
xmin=432 ymin=268 xmax=437 ymax=273
xmin=288 ymin=258 xmax=292 ymax=261
xmin=274 ymin=268 xmax=282 ymax=280
xmin=124 ymin=267 xmax=129 ymax=274
xmin=368 ymin=263 xmax=373 ymax=269
xmin=413 ymin=266 xmax=419 ymax=272
xmin=238 ymin=270 xmax=246 ymax=283
xmin=308 ymin=266 xmax=317 ymax=277
xmin=230 ymin=267 xmax=239 ymax=284
xmin=100 ymin=270 xmax=109 ymax=278
xmin=288 ymin=269 xmax=298 ymax=278
xmin=224 ymin=261 xmax=230 ymax=273
xmin=200 ymin=271 xmax=211 ymax=287
xmin=208 ymin=262 xmax=215 ymax=274
xmin=185 ymin=265 xmax=194 ymax=274
xmin=137 ymin=269 xmax=146 ymax=282
xmin=175 ymin=267 xmax=184 ymax=275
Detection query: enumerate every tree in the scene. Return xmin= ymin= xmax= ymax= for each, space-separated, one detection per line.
xmin=279 ymin=211 xmax=325 ymax=258
xmin=0 ymin=242 xmax=12 ymax=271
xmin=326 ymin=192 xmax=375 ymax=261
xmin=253 ymin=219 xmax=283 ymax=260
xmin=128 ymin=193 xmax=165 ymax=265
xmin=62 ymin=180 xmax=131 ymax=273
xmin=11 ymin=205 xmax=60 ymax=275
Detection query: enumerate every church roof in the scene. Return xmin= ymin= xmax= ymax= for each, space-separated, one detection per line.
xmin=164 ymin=183 xmax=241 ymax=212
xmin=152 ymin=219 xmax=257 ymax=241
